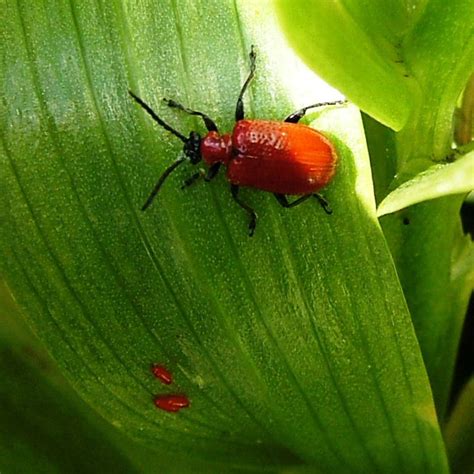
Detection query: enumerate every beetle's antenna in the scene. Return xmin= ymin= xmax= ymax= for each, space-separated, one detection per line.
xmin=129 ymin=90 xmax=187 ymax=143
xmin=235 ymin=45 xmax=257 ymax=121
xmin=141 ymin=157 xmax=186 ymax=211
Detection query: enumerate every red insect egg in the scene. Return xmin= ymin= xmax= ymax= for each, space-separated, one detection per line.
xmin=154 ymin=394 xmax=190 ymax=412
xmin=151 ymin=364 xmax=173 ymax=385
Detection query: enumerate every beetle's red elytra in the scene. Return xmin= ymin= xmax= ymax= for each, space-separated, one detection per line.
xmin=202 ymin=121 xmax=337 ymax=195
xmin=129 ymin=46 xmax=344 ymax=236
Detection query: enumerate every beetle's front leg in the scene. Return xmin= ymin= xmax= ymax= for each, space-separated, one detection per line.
xmin=181 ymin=163 xmax=221 ymax=189
xmin=181 ymin=169 xmax=205 ymax=189
xmin=205 ymin=163 xmax=221 ymax=182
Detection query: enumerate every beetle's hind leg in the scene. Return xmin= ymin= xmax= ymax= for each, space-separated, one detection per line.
xmin=231 ymin=185 xmax=257 ymax=236
xmin=284 ymin=100 xmax=346 ymax=123
xmin=274 ymin=193 xmax=333 ymax=214
xmin=313 ymin=194 xmax=333 ymax=214
xmin=274 ymin=193 xmax=312 ymax=208
xmin=163 ymin=98 xmax=218 ymax=132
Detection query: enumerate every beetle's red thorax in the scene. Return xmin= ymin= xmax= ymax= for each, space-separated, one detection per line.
xmin=228 ymin=120 xmax=337 ymax=195
xmin=201 ymin=131 xmax=232 ymax=166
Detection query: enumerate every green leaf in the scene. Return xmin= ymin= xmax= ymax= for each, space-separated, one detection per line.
xmin=400 ymin=0 xmax=474 ymax=160
xmin=363 ymin=114 xmax=473 ymax=418
xmin=0 ymin=282 xmax=136 ymax=474
xmin=380 ymin=197 xmax=474 ymax=416
xmin=454 ymin=73 xmax=474 ymax=146
xmin=445 ymin=378 xmax=474 ymax=474
xmin=1 ymin=1 xmax=448 ymax=471
xmin=275 ymin=0 xmax=418 ymax=130
xmin=276 ymin=0 xmax=474 ymax=159
xmin=339 ymin=0 xmax=474 ymax=419
xmin=0 ymin=280 xmax=230 ymax=473
xmin=377 ymin=151 xmax=474 ymax=217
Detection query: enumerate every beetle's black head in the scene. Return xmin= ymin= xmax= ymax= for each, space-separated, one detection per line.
xmin=183 ymin=131 xmax=202 ymax=164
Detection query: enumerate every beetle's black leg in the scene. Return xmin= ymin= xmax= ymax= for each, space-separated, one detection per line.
xmin=235 ymin=46 xmax=257 ymax=121
xmin=181 ymin=163 xmax=221 ymax=189
xmin=181 ymin=170 xmax=204 ymax=189
xmin=205 ymin=163 xmax=221 ymax=181
xmin=284 ymin=100 xmax=347 ymax=123
xmin=274 ymin=193 xmax=333 ymax=214
xmin=231 ymin=184 xmax=257 ymax=236
xmin=313 ymin=193 xmax=333 ymax=214
xmin=274 ymin=193 xmax=312 ymax=208
xmin=163 ymin=98 xmax=218 ymax=132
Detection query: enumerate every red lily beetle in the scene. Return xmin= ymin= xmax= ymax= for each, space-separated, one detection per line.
xmin=129 ymin=46 xmax=344 ymax=236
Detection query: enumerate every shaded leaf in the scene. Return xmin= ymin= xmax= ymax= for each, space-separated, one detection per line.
xmin=0 ymin=282 xmax=136 ymax=473
xmin=445 ymin=378 xmax=474 ymax=474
